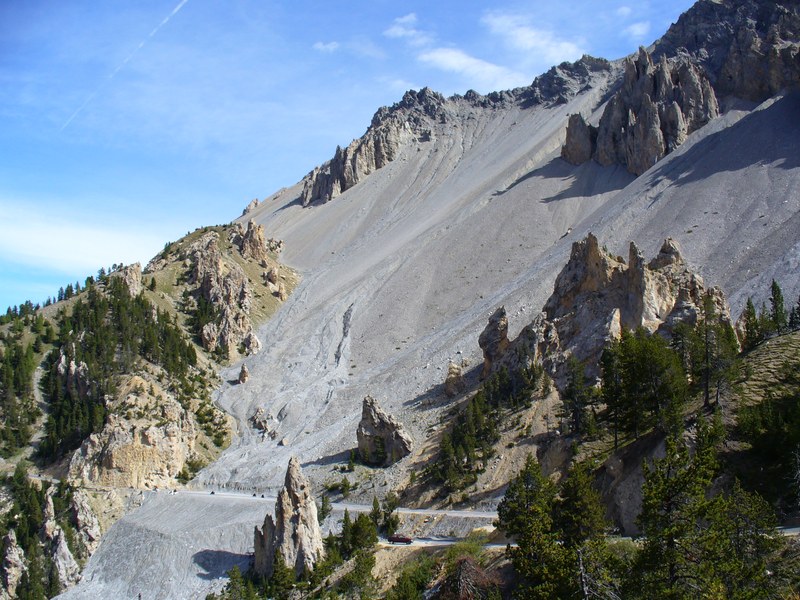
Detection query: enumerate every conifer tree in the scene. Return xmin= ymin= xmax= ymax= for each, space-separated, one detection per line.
xmin=770 ymin=279 xmax=788 ymax=333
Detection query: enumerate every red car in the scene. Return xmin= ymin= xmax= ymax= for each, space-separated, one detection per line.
xmin=388 ymin=534 xmax=413 ymax=545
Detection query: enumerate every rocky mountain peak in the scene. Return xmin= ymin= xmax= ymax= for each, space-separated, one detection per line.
xmin=655 ymin=0 xmax=800 ymax=101
xmin=253 ymin=457 xmax=325 ymax=578
xmin=527 ymin=54 xmax=614 ymax=106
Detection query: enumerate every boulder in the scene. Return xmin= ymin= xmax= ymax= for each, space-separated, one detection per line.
xmin=356 ymin=396 xmax=413 ymax=466
xmin=253 ymin=457 xmax=325 ymax=578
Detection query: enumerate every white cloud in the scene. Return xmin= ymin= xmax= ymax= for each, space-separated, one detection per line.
xmin=383 ymin=13 xmax=432 ymax=47
xmin=418 ymin=48 xmax=529 ymax=92
xmin=0 ymin=200 xmax=167 ymax=275
xmin=312 ymin=41 xmax=339 ymax=53
xmin=481 ymin=13 xmax=584 ymax=65
xmin=616 ymin=6 xmax=633 ymax=18
xmin=623 ymin=21 xmax=651 ymax=39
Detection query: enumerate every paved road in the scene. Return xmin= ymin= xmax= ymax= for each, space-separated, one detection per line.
xmin=177 ymin=488 xmax=498 ymax=520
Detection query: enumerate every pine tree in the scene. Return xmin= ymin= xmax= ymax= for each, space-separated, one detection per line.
xmin=742 ymin=297 xmax=761 ymax=350
xmin=497 ymin=455 xmax=569 ymax=599
xmin=770 ymin=279 xmax=788 ymax=333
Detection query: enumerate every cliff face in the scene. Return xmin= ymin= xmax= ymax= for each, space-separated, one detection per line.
xmin=67 ymin=373 xmax=216 ymax=489
xmin=656 ymin=0 xmax=800 ymax=102
xmin=253 ymin=457 xmax=325 ymax=578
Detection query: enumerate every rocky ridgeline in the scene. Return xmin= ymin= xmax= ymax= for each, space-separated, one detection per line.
xmin=562 ymin=47 xmax=719 ymax=175
xmin=356 ymin=396 xmax=414 ymax=467
xmin=481 ymin=234 xmax=730 ymax=385
xmin=299 ymin=88 xmax=444 ymax=206
xmin=525 ymin=55 xmax=614 ymax=106
xmin=563 ymin=1 xmax=800 ymax=175
xmin=656 ymin=0 xmax=800 ymax=102
xmin=254 ymin=457 xmax=325 ymax=578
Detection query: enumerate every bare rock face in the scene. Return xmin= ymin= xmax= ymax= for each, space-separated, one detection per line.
xmin=189 ymin=232 xmax=261 ymax=357
xmin=300 ymin=88 xmax=447 ymax=206
xmin=112 ymin=263 xmax=143 ymax=297
xmin=242 ymin=198 xmax=260 ymax=215
xmin=356 ymin=396 xmax=414 ymax=466
xmin=478 ymin=307 xmax=510 ymax=378
xmin=527 ymin=55 xmax=614 ymax=106
xmin=561 ymin=113 xmax=597 ymax=165
xmin=238 ymin=364 xmax=249 ymax=384
xmin=1 ymin=530 xmax=26 ymax=600
xmin=41 ymin=488 xmax=81 ymax=591
xmin=253 ymin=457 xmax=325 ymax=578
xmin=56 ymin=348 xmax=89 ymax=399
xmin=566 ymin=47 xmax=718 ymax=175
xmin=444 ymin=362 xmax=466 ymax=398
xmin=505 ymin=234 xmax=730 ymax=384
xmin=656 ymin=0 xmax=800 ymax=103
xmin=69 ymin=376 xmax=199 ymax=489
xmin=70 ymin=489 xmax=102 ymax=555
xmin=238 ymin=220 xmax=269 ymax=264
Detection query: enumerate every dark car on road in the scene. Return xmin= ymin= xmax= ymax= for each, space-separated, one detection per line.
xmin=387 ymin=534 xmax=413 ymax=545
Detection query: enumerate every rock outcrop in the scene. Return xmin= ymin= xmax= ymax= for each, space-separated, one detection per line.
xmin=41 ymin=488 xmax=81 ymax=591
xmin=444 ymin=362 xmax=466 ymax=398
xmin=70 ymin=489 xmax=102 ymax=555
xmin=238 ymin=364 xmax=249 ymax=384
xmin=237 ymin=220 xmax=270 ymax=264
xmin=563 ymin=48 xmax=719 ymax=175
xmin=527 ymin=55 xmax=614 ymax=106
xmin=656 ymin=0 xmax=800 ymax=103
xmin=69 ymin=375 xmax=201 ymax=489
xmin=356 ymin=396 xmax=414 ymax=466
xmin=478 ymin=307 xmax=510 ymax=378
xmin=242 ymin=198 xmax=259 ymax=215
xmin=189 ymin=232 xmax=261 ymax=357
xmin=299 ymin=88 xmax=448 ymax=206
xmin=111 ymin=263 xmax=143 ymax=297
xmin=253 ymin=457 xmax=325 ymax=578
xmin=0 ymin=530 xmax=25 ymax=600
xmin=496 ymin=234 xmax=730 ymax=385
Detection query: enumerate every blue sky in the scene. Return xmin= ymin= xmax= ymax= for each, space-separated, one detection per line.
xmin=0 ymin=0 xmax=695 ymax=310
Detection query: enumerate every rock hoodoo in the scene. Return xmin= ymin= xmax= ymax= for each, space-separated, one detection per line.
xmin=356 ymin=396 xmax=414 ymax=466
xmin=188 ymin=232 xmax=261 ymax=357
xmin=562 ymin=47 xmax=718 ymax=175
xmin=238 ymin=364 xmax=249 ymax=384
xmin=237 ymin=220 xmax=270 ymax=264
xmin=444 ymin=362 xmax=467 ymax=398
xmin=478 ymin=307 xmax=510 ymax=378
xmin=491 ymin=234 xmax=730 ymax=384
xmin=253 ymin=457 xmax=325 ymax=578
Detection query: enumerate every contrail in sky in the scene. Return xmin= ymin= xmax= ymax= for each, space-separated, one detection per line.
xmin=61 ymin=0 xmax=190 ymax=131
